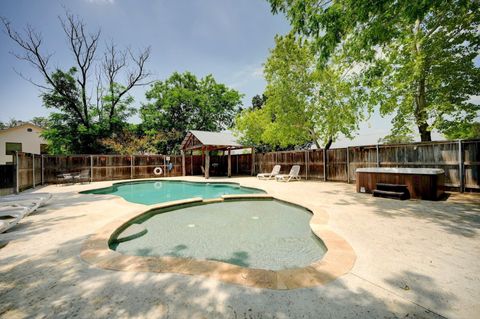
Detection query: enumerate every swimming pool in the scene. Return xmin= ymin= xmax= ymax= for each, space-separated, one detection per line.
xmin=81 ymin=180 xmax=265 ymax=205
xmin=110 ymin=199 xmax=327 ymax=270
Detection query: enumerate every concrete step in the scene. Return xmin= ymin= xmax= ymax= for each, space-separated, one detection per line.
xmin=373 ymin=189 xmax=409 ymax=200
xmin=376 ymin=183 xmax=409 ymax=193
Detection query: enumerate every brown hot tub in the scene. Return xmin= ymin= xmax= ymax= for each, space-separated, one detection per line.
xmin=356 ymin=167 xmax=445 ymax=200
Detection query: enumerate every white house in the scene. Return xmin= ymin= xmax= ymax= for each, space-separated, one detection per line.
xmin=0 ymin=123 xmax=48 ymax=164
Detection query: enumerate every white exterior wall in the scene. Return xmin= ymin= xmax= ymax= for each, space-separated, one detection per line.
xmin=0 ymin=125 xmax=46 ymax=164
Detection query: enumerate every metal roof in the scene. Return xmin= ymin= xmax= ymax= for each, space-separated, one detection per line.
xmin=180 ymin=130 xmax=244 ymax=150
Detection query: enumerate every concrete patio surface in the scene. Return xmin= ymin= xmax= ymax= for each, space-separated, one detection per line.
xmin=0 ymin=176 xmax=479 ymax=318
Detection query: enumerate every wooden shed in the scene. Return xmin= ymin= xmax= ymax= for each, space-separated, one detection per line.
xmin=179 ymin=130 xmax=253 ymax=178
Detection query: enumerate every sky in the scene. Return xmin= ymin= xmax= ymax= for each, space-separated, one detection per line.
xmin=0 ymin=0 xmax=469 ymax=147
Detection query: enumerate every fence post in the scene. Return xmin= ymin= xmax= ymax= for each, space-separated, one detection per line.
xmin=346 ymin=147 xmax=350 ymax=184
xmin=251 ymin=148 xmax=255 ymax=175
xmin=181 ymin=150 xmax=186 ymax=176
xmin=305 ymin=150 xmax=308 ymax=180
xmin=458 ymin=139 xmax=464 ymax=193
xmin=130 ymin=155 xmax=134 ymax=179
xmin=15 ymin=151 xmax=19 ymax=194
xmin=41 ymin=155 xmax=44 ymax=185
xmin=376 ymin=144 xmax=380 ymax=167
xmin=32 ymin=154 xmax=35 ymax=188
xmin=323 ymin=149 xmax=327 ymax=182
xmin=90 ymin=155 xmax=93 ymax=183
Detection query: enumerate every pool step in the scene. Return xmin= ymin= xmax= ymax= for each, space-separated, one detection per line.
xmin=373 ymin=183 xmax=409 ymax=200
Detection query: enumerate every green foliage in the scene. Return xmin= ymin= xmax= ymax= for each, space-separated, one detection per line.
xmin=41 ymin=68 xmax=135 ymax=154
xmin=268 ymin=0 xmax=480 ymax=141
xmin=440 ymin=121 xmax=480 ymax=140
xmin=378 ymin=133 xmax=415 ymax=145
xmin=99 ymin=126 xmax=170 ymax=155
xmin=30 ymin=117 xmax=48 ymax=128
xmin=251 ymin=94 xmax=267 ymax=109
xmin=235 ymin=35 xmax=365 ymax=149
xmin=140 ymin=72 xmax=243 ymax=154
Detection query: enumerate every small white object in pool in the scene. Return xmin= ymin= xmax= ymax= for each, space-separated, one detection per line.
xmin=251 ymin=216 xmax=259 ymax=220
xmin=187 ymin=224 xmax=196 ymax=228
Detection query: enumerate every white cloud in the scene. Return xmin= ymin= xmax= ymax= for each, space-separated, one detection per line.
xmin=227 ymin=64 xmax=264 ymax=89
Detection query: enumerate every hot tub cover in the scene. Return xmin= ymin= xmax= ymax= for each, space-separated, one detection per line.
xmin=355 ymin=167 xmax=444 ymax=175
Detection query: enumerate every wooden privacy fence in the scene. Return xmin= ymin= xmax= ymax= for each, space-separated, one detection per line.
xmin=42 ymin=154 xmax=184 ymax=184
xmin=252 ymin=139 xmax=480 ymax=191
xmin=7 ymin=139 xmax=480 ymax=193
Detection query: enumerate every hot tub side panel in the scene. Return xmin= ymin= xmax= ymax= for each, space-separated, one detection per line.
xmin=356 ymin=171 xmax=444 ymax=200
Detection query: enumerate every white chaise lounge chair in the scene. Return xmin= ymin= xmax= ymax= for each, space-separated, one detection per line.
xmin=275 ymin=165 xmax=301 ymax=182
xmin=0 ymin=192 xmax=52 ymax=218
xmin=0 ymin=201 xmax=40 ymax=216
xmin=0 ymin=206 xmax=29 ymax=233
xmin=257 ymin=165 xmax=281 ymax=180
xmin=0 ymin=192 xmax=52 ymax=207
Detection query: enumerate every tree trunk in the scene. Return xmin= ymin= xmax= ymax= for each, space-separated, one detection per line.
xmin=414 ymin=77 xmax=431 ymax=141
xmin=413 ymin=18 xmax=431 ymax=142
xmin=324 ymin=137 xmax=333 ymax=150
xmin=418 ymin=122 xmax=431 ymax=141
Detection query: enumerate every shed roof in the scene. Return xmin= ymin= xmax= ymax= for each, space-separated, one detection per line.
xmin=180 ymin=130 xmax=244 ymax=150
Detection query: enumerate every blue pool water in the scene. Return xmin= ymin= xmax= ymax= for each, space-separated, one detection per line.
xmin=111 ymin=199 xmax=327 ymax=270
xmin=81 ymin=180 xmax=265 ymax=205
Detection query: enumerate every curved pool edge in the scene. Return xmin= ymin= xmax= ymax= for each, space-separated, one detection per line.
xmin=80 ymin=194 xmax=356 ymax=290
xmin=78 ymin=178 xmax=267 ymax=204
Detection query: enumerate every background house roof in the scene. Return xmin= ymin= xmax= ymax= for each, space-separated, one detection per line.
xmin=0 ymin=123 xmax=44 ymax=135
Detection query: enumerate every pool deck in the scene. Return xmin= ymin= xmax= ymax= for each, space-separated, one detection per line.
xmin=1 ymin=176 xmax=479 ymax=318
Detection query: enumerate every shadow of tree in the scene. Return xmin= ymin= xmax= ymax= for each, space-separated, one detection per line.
xmin=0 ymin=181 xmax=469 ymax=318
xmin=333 ymin=190 xmax=480 ymax=238
xmin=0 ymin=234 xmax=446 ymax=318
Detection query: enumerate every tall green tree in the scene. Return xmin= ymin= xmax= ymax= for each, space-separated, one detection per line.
xmin=2 ymin=13 xmax=150 ymax=154
xmin=235 ymin=35 xmax=365 ymax=149
xmin=140 ymin=72 xmax=243 ymax=154
xmin=268 ymin=0 xmax=480 ymax=141
xmin=251 ymin=94 xmax=267 ymax=109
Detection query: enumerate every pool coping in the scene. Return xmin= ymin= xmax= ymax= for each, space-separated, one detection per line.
xmin=79 ymin=179 xmax=267 ymax=199
xmin=80 ymin=192 xmax=356 ymax=290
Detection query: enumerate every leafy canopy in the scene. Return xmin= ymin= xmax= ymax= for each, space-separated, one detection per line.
xmin=268 ymin=0 xmax=480 ymax=141
xmin=235 ymin=35 xmax=366 ymax=149
xmin=140 ymin=72 xmax=243 ymax=154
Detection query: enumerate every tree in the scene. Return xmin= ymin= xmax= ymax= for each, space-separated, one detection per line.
xmin=378 ymin=134 xmax=415 ymax=145
xmin=235 ymin=35 xmax=365 ymax=150
xmin=31 ymin=117 xmax=48 ymax=128
xmin=268 ymin=0 xmax=480 ymax=141
xmin=1 ymin=12 xmax=150 ymax=154
xmin=440 ymin=121 xmax=480 ymax=140
xmin=140 ymin=72 xmax=243 ymax=154
xmin=251 ymin=94 xmax=267 ymax=109
xmin=99 ymin=126 xmax=168 ymax=155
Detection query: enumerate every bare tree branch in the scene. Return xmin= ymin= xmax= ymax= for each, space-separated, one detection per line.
xmin=1 ymin=12 xmax=150 ymax=133
xmin=1 ymin=16 xmax=88 ymax=125
xmin=59 ymin=12 xmax=100 ymax=125
xmin=103 ymin=45 xmax=151 ymax=128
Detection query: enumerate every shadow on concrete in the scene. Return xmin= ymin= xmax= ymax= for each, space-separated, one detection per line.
xmin=0 ymin=234 xmax=446 ymax=318
xmin=333 ymin=190 xmax=480 ymax=238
